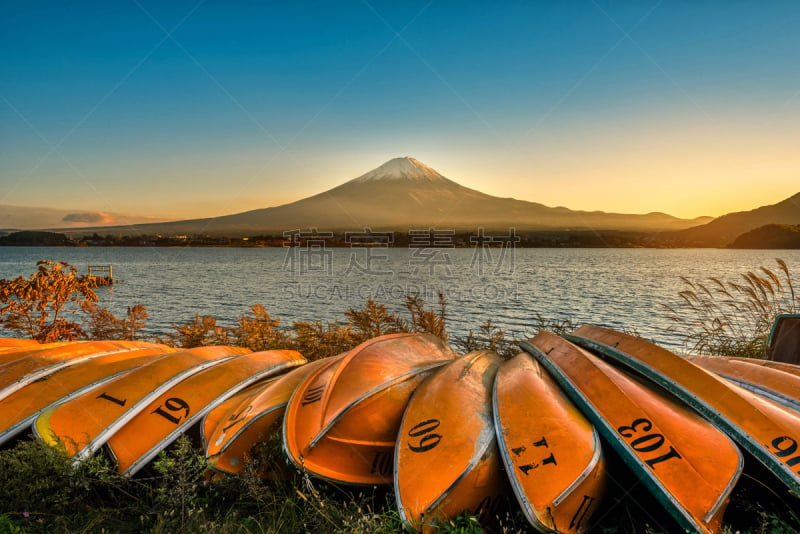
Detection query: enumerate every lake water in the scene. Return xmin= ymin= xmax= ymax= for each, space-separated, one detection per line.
xmin=1 ymin=246 xmax=798 ymax=352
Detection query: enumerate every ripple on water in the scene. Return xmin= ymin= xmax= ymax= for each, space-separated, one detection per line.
xmin=1 ymin=247 xmax=798 ymax=353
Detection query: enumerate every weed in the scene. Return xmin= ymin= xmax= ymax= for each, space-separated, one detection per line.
xmin=161 ymin=294 xmax=450 ymax=361
xmin=149 ymin=435 xmax=210 ymax=534
xmin=343 ymin=298 xmax=407 ymax=340
xmin=664 ymin=258 xmax=799 ymax=356
xmin=454 ymin=319 xmax=519 ymax=359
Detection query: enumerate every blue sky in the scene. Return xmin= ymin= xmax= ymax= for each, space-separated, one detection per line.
xmin=2 ymin=1 xmax=799 ymax=221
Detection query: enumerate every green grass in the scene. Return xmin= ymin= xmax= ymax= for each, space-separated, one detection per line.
xmin=1 ymin=431 xmax=798 ymax=533
xmin=0 ymin=437 xmax=528 ymax=533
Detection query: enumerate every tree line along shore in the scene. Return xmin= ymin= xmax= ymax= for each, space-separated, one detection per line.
xmin=2 ymin=225 xmax=799 ymax=248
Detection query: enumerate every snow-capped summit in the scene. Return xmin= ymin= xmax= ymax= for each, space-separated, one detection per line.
xmin=349 ymin=157 xmax=447 ymax=183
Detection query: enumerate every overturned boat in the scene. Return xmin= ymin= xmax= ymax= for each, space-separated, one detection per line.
xmin=569 ymin=325 xmax=800 ymax=500
xmin=493 ymin=352 xmax=606 ymax=533
xmin=395 ymin=350 xmax=510 ymax=532
xmin=283 ymin=333 xmax=455 ymax=485
xmin=34 ymin=345 xmax=249 ymax=459
xmin=204 ymin=357 xmax=331 ymax=476
xmin=107 ymin=349 xmax=305 ymax=475
xmin=0 ymin=344 xmax=175 ymax=446
xmin=688 ymin=355 xmax=800 ymax=412
xmin=523 ymin=331 xmax=742 ymax=534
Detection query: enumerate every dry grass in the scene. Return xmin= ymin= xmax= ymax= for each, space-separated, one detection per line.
xmin=161 ymin=294 xmax=449 ymax=361
xmin=664 ymin=258 xmax=798 ymax=357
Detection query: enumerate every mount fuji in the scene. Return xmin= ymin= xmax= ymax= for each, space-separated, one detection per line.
xmin=58 ymin=157 xmax=710 ymax=236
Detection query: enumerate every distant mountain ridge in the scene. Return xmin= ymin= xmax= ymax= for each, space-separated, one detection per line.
xmin=665 ymin=193 xmax=800 ymax=247
xmin=728 ymin=225 xmax=800 ymax=249
xmin=54 ymin=157 xmax=712 ymax=236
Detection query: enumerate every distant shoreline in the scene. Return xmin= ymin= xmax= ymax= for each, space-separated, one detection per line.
xmin=1 ymin=228 xmax=798 ymax=249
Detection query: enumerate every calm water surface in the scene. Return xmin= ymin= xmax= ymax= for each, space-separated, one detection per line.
xmin=1 ymin=246 xmax=798 ymax=352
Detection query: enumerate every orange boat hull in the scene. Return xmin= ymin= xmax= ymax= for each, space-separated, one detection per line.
xmin=0 ymin=341 xmax=71 ymax=365
xmin=202 ymin=382 xmax=264 ymax=459
xmin=0 ymin=338 xmax=42 ymax=350
xmin=395 ymin=351 xmax=509 ymax=532
xmin=571 ymin=324 xmax=800 ymax=499
xmin=0 ymin=345 xmax=175 ymax=445
xmin=688 ymin=355 xmax=800 ymax=410
xmin=204 ymin=357 xmax=331 ymax=475
xmin=283 ymin=333 xmax=455 ymax=485
xmin=525 ymin=332 xmax=742 ymax=534
xmin=726 ymin=357 xmax=800 ymax=378
xmin=107 ymin=349 xmax=305 ymax=475
xmin=0 ymin=340 xmax=165 ymax=395
xmin=493 ymin=352 xmax=606 ymax=533
xmin=34 ymin=345 xmax=250 ymax=458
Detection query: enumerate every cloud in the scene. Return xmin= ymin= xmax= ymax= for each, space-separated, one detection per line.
xmin=61 ymin=212 xmax=115 ymax=224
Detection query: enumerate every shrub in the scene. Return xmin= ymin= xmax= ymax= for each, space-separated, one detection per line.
xmin=404 ymin=291 xmax=448 ymax=341
xmin=0 ymin=261 xmax=149 ymax=343
xmin=228 ymin=303 xmax=292 ymax=352
xmin=163 ymin=314 xmax=231 ymax=348
xmin=82 ymin=303 xmax=149 ymax=340
xmin=343 ymin=298 xmax=407 ymax=340
xmin=0 ymin=261 xmax=98 ymax=342
xmin=0 ymin=438 xmax=139 ymax=532
xmin=290 ymin=319 xmax=361 ymax=360
xmin=454 ymin=319 xmax=519 ymax=359
xmin=149 ymin=435 xmax=211 ymax=534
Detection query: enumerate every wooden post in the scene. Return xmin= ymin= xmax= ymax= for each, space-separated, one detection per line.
xmin=87 ymin=265 xmax=113 ymax=285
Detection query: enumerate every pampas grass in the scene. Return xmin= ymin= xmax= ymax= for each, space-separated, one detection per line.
xmin=664 ymin=258 xmax=798 ymax=357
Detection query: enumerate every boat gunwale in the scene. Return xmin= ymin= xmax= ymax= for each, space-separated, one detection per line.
xmin=281 ymin=355 xmax=347 ymax=478
xmin=553 ymin=430 xmax=603 ymax=507
xmin=204 ymin=357 xmax=332 ymax=456
xmin=563 ymin=334 xmax=746 ymax=524
xmin=423 ymin=422 xmax=496 ymax=515
xmin=202 ymin=381 xmax=278 ymax=453
xmin=200 ymin=379 xmax=280 ymax=453
xmin=491 ymin=359 xmax=552 ymax=533
xmin=208 ymin=402 xmax=285 ymax=460
xmin=282 ymin=336 xmax=454 ymax=485
xmin=313 ymin=333 xmax=431 ymax=432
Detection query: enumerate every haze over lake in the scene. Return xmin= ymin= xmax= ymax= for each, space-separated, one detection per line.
xmin=2 ymin=246 xmax=797 ymax=352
